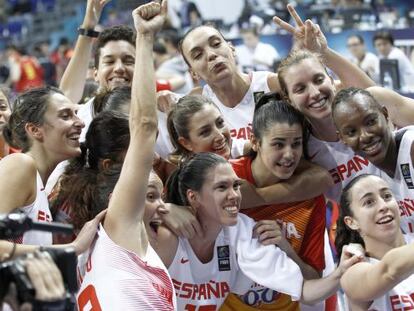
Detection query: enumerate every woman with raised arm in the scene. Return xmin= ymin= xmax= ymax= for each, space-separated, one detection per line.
xmin=273 ymin=4 xmax=414 ymax=202
xmin=336 ymin=174 xmax=414 ymax=310
xmin=76 ymin=2 xmax=176 ymax=310
xmin=59 ymin=0 xmax=111 ymax=105
xmin=162 ymin=17 xmax=331 ymax=204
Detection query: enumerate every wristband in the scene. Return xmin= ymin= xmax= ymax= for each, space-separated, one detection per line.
xmin=77 ymin=27 xmax=100 ymax=38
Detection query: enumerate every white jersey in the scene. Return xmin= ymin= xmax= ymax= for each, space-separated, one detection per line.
xmin=367 ymin=234 xmax=414 ymax=311
xmin=168 ymin=214 xmax=303 ymax=310
xmin=202 ymin=71 xmax=271 ymax=142
xmin=78 ymin=97 xmax=95 ymax=143
xmin=16 ymin=171 xmax=52 ymax=246
xmin=77 ymin=225 xmax=176 ymax=310
xmin=308 ymin=134 xmax=383 ymax=202
xmin=382 ymin=127 xmax=414 ymax=234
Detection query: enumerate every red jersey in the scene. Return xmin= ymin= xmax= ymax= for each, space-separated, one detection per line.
xmin=221 ymin=156 xmax=326 ymax=310
xmin=15 ymin=57 xmax=43 ymax=93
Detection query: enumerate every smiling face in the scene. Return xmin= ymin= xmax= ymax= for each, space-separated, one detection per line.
xmin=193 ymin=163 xmax=242 ymax=226
xmin=94 ymin=40 xmax=135 ymax=90
xmin=37 ymin=93 xmax=85 ymax=160
xmin=253 ymin=122 xmax=303 ymax=182
xmin=181 ymin=26 xmax=238 ymax=84
xmin=344 ymin=175 xmax=400 ymax=243
xmin=283 ymin=58 xmax=336 ymax=122
xmin=0 ymin=90 xmax=11 ymax=135
xmin=178 ymin=104 xmax=231 ymax=159
xmin=333 ymin=93 xmax=392 ymax=166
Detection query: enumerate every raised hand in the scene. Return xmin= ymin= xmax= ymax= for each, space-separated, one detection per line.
xmin=82 ymin=0 xmax=111 ymax=29
xmin=132 ymin=0 xmax=168 ymax=35
xmin=273 ymin=4 xmax=328 ymax=54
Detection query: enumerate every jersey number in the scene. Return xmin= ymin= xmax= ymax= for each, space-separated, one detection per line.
xmin=78 ymin=285 xmax=102 ymax=311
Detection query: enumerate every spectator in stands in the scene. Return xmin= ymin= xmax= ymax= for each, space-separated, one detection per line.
xmin=34 ymin=41 xmax=57 ymax=86
xmin=50 ymin=37 xmax=74 ymax=84
xmin=157 ymin=30 xmax=193 ymax=94
xmin=235 ymin=27 xmax=280 ymax=73
xmin=7 ymin=45 xmax=44 ymax=93
xmin=373 ymin=30 xmax=414 ymax=91
xmin=347 ymin=34 xmax=379 ymax=84
xmin=9 ymin=0 xmax=31 ymax=14
xmin=176 ymin=0 xmax=202 ymax=30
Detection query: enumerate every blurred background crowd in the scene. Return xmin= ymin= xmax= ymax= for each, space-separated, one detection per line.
xmin=1 ymin=0 xmax=414 ymax=97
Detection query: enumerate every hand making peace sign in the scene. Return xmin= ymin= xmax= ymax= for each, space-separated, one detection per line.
xmin=273 ymin=4 xmax=328 ymax=55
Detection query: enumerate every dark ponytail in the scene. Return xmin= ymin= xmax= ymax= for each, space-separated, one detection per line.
xmin=51 ymin=111 xmax=129 ymax=229
xmin=167 ymin=95 xmax=217 ymax=163
xmin=248 ymin=92 xmax=309 ymax=159
xmin=2 ymin=122 xmax=16 ymax=148
xmin=165 ymin=152 xmax=228 ymax=206
xmin=335 ymin=174 xmax=369 ymax=258
xmin=165 ymin=168 xmax=186 ymax=205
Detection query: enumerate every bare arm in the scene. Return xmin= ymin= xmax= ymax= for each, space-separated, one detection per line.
xmin=324 ymin=48 xmax=375 ymax=90
xmin=300 ymin=245 xmax=363 ymax=305
xmin=59 ymin=0 xmax=109 ymax=104
xmin=368 ymin=86 xmax=414 ymax=127
xmin=341 ymin=242 xmax=414 ymax=303
xmin=240 ymin=160 xmax=333 ymax=208
xmin=104 ymin=1 xmax=166 ymax=255
xmin=0 ymin=154 xmax=37 ymax=214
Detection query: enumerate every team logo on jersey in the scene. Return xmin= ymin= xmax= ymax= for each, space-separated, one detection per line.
xmin=401 ymin=163 xmax=414 ymax=189
xmin=217 ymin=245 xmax=230 ymax=271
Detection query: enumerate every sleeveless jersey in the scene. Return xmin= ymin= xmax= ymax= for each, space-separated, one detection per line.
xmin=202 ymin=71 xmax=271 ymax=142
xmin=15 ymin=171 xmax=52 ymax=245
xmin=221 ymin=156 xmax=325 ymax=311
xmin=308 ymin=134 xmax=383 ymax=202
xmin=77 ymin=224 xmax=176 ymax=310
xmin=382 ymin=127 xmax=414 ymax=234
xmin=367 ymin=234 xmax=414 ymax=311
xmin=168 ymin=213 xmax=304 ymax=310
